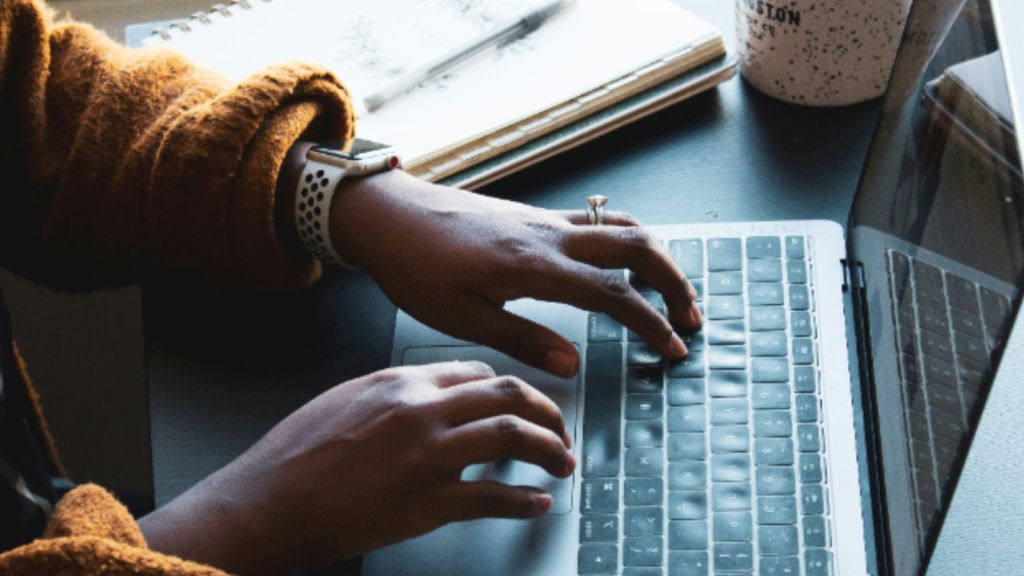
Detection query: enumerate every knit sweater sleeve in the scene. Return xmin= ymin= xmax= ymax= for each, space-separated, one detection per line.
xmin=0 ymin=485 xmax=232 ymax=575
xmin=0 ymin=0 xmax=356 ymax=291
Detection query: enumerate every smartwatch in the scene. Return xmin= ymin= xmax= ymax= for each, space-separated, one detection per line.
xmin=294 ymin=138 xmax=401 ymax=268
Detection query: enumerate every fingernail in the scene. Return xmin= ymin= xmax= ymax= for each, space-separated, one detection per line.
xmin=544 ymin=349 xmax=578 ymax=378
xmin=563 ymin=427 xmax=573 ymax=449
xmin=535 ymin=492 xmax=553 ymax=514
xmin=686 ymin=282 xmax=698 ymax=301
xmin=565 ymin=453 xmax=577 ymax=476
xmin=668 ymin=333 xmax=688 ymax=358
xmin=690 ymin=305 xmax=703 ymax=326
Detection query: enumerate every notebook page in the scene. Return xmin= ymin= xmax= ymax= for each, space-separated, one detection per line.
xmin=144 ymin=0 xmax=718 ymax=164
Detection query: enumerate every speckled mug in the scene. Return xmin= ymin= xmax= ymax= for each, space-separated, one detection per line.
xmin=736 ymin=0 xmax=914 ymax=106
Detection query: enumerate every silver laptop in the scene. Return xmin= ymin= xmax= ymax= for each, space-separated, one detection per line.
xmin=365 ymin=0 xmax=1023 ymax=574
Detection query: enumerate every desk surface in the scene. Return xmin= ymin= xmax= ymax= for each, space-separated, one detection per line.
xmin=142 ymin=0 xmax=882 ymax=548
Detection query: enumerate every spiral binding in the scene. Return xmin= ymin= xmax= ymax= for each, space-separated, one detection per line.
xmin=151 ymin=0 xmax=272 ymax=41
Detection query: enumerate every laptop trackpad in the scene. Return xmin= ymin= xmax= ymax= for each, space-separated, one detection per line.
xmin=400 ymin=345 xmax=579 ymax=514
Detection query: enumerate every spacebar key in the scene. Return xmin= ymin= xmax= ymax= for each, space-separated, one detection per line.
xmin=583 ymin=342 xmax=624 ymax=478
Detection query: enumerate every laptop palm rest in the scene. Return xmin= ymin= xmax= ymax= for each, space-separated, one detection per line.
xmin=401 ymin=345 xmax=580 ymax=515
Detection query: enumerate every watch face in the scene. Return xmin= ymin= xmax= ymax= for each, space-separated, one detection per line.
xmin=313 ymin=138 xmax=392 ymax=160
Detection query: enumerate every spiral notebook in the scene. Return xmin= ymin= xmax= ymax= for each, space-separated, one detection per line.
xmin=137 ymin=0 xmax=734 ymax=188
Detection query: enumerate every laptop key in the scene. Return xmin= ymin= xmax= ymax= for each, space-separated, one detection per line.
xmin=750 ymin=307 xmax=786 ymax=331
xmin=626 ymin=366 xmax=663 ymax=393
xmin=625 ymin=447 xmax=664 ymax=477
xmin=749 ymin=258 xmax=783 ymax=282
xmin=945 ymin=273 xmax=979 ymax=314
xmin=751 ymin=331 xmax=787 ymax=356
xmin=583 ymin=343 xmax=622 ymax=477
xmin=954 ymin=331 xmax=988 ymax=364
xmin=746 ymin=236 xmax=781 ymax=259
xmin=627 ymin=342 xmax=662 ymax=366
xmin=669 ymin=462 xmax=707 ymax=490
xmin=707 ymin=296 xmax=745 ymax=320
xmin=712 ymin=482 xmax=752 ymax=511
xmin=668 ymin=378 xmax=705 ymax=405
xmin=791 ymin=311 xmax=813 ymax=337
xmin=578 ymin=544 xmax=618 ymax=575
xmin=788 ymin=285 xmax=810 ymax=311
xmin=669 ymin=405 xmax=707 ymax=433
xmin=711 ymin=398 xmax=749 ymax=425
xmin=711 ymin=425 xmax=750 ymax=453
xmin=980 ymin=287 xmax=1011 ymax=332
xmin=952 ymin=312 xmax=984 ymax=337
xmin=756 ymin=466 xmax=796 ymax=495
xmin=682 ymin=331 xmax=705 ymax=351
xmin=669 ymin=520 xmax=709 ymax=550
xmin=761 ymin=556 xmax=801 ymax=576
xmin=709 ymin=370 xmax=748 ymax=397
xmin=755 ymin=438 xmax=795 ymax=466
xmin=711 ymin=454 xmax=751 ymax=482
xmin=707 ymin=320 xmax=746 ymax=344
xmin=588 ymin=313 xmax=622 ymax=342
xmin=709 ymin=345 xmax=748 ymax=370
xmin=708 ymin=271 xmax=743 ymax=295
xmin=750 ymin=283 xmax=784 ymax=306
xmin=786 ymin=259 xmax=808 ymax=285
xmin=792 ymin=339 xmax=814 ymax=365
xmin=668 ymin=551 xmax=709 ymax=576
xmin=708 ymin=238 xmax=742 ymax=271
xmin=626 ymin=394 xmax=663 ymax=421
xmin=713 ymin=511 xmax=753 ymax=541
xmin=625 ymin=507 xmax=664 ymax=537
xmin=669 ymin=490 xmax=708 ymax=520
xmin=580 ymin=515 xmax=619 ymax=542
xmin=714 ymin=542 xmax=754 ymax=572
xmin=582 ymin=479 xmax=619 ymax=514
xmin=752 ymin=358 xmax=788 ymax=382
xmin=618 ymin=537 xmax=659 ymax=565
xmin=752 ymin=384 xmax=791 ymax=410
xmin=759 ymin=525 xmax=798 ymax=555
xmin=793 ymin=366 xmax=816 ymax=393
xmin=797 ymin=424 xmax=821 ymax=452
xmin=757 ymin=496 xmax=798 ymax=524
xmin=623 ymin=570 xmax=661 ymax=576
xmin=803 ymin=516 xmax=828 ymax=547
xmin=625 ymin=478 xmax=663 ymax=506
xmin=670 ymin=239 xmax=704 ymax=278
xmin=754 ymin=411 xmax=792 ymax=437
xmin=668 ymin=433 xmax=707 ymax=461
xmin=795 ymin=394 xmax=818 ymax=422
xmin=625 ymin=421 xmax=663 ymax=447
xmin=801 ymin=484 xmax=825 ymax=515
xmin=668 ymin=351 xmax=706 ymax=379
xmin=805 ymin=548 xmax=832 ymax=576
xmin=785 ymin=236 xmax=805 ymax=259
xmin=799 ymin=453 xmax=823 ymax=483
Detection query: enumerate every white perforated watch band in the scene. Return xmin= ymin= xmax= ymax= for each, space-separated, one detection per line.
xmin=294 ymin=158 xmax=352 ymax=268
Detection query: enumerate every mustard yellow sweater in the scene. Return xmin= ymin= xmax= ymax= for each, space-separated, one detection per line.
xmin=0 ymin=0 xmax=356 ymax=573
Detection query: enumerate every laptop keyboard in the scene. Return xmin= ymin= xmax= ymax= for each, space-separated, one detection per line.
xmin=887 ymin=250 xmax=1010 ymax=547
xmin=580 ymin=236 xmax=834 ymax=575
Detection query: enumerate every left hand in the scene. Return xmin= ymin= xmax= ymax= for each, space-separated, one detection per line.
xmin=329 ymin=170 xmax=702 ymax=377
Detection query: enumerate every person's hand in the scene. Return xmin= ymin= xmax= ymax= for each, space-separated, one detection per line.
xmin=139 ymin=361 xmax=574 ymax=575
xmin=330 ymin=170 xmax=702 ymax=377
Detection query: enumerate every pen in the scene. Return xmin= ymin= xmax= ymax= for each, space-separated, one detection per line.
xmin=363 ymin=0 xmax=576 ymax=112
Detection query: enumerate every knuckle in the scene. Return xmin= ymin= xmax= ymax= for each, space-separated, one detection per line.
xmin=619 ymin=226 xmax=658 ymax=251
xmin=599 ymin=271 xmax=633 ymax=300
xmin=495 ymin=415 xmax=526 ymax=450
xmin=494 ymin=376 xmax=528 ymax=403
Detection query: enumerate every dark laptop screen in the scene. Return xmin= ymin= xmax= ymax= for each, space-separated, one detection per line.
xmin=848 ymin=0 xmax=1022 ymax=574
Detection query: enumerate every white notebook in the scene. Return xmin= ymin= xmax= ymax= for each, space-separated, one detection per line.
xmin=143 ymin=0 xmax=724 ymax=182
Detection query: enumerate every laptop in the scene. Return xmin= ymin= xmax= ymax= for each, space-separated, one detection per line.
xmin=364 ymin=0 xmax=1024 ymax=574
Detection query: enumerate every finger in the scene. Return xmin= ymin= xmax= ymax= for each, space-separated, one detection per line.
xmin=439 ymin=415 xmax=575 ymax=478
xmin=456 ymin=299 xmax=580 ymax=378
xmin=441 ymin=375 xmax=571 ymax=448
xmin=563 ymin=226 xmax=703 ymax=332
xmin=505 ymin=256 xmax=686 ymax=360
xmin=403 ymin=360 xmax=497 ymax=388
xmin=558 ymin=209 xmax=641 ymax=227
xmin=436 ymin=481 xmax=553 ymax=523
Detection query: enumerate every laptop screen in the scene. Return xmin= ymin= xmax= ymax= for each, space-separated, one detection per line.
xmin=847 ymin=0 xmax=1022 ymax=574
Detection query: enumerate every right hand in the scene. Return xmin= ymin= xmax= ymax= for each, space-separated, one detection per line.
xmin=139 ymin=361 xmax=574 ymax=575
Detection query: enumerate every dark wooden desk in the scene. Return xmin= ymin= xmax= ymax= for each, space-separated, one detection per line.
xmin=142 ymin=0 xmax=882 ymax=567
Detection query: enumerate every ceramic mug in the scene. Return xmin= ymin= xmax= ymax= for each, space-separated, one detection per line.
xmin=736 ymin=0 xmax=914 ymax=106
